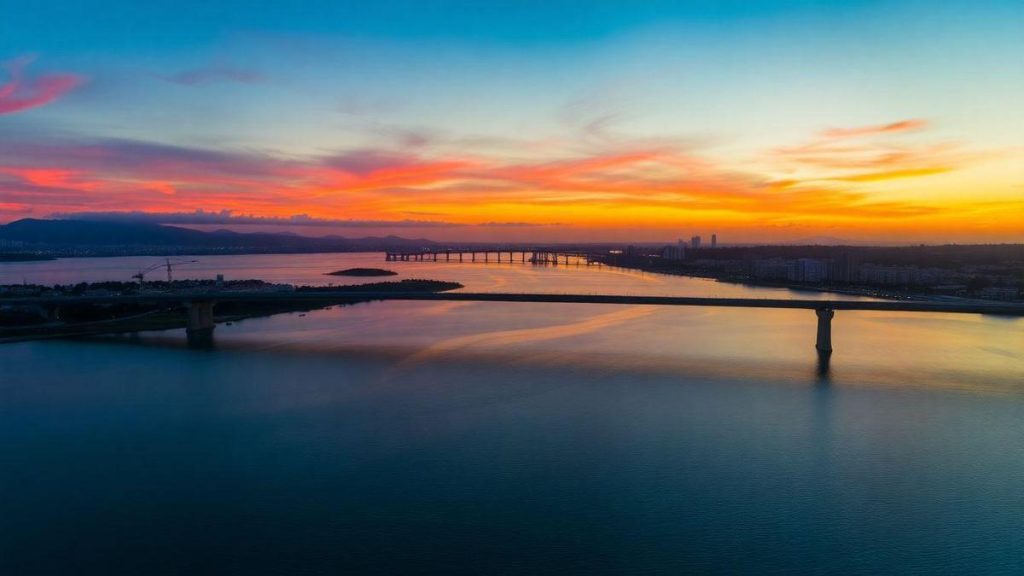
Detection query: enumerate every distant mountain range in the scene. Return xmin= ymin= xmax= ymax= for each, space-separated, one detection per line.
xmin=0 ymin=219 xmax=438 ymax=255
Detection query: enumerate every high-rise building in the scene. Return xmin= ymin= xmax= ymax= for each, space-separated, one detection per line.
xmin=691 ymin=235 xmax=701 ymax=249
xmin=711 ymin=234 xmax=717 ymax=248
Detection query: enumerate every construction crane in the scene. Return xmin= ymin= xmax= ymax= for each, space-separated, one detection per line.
xmin=132 ymin=258 xmax=198 ymax=285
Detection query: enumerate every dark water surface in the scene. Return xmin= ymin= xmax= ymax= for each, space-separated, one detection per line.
xmin=2 ymin=254 xmax=1023 ymax=574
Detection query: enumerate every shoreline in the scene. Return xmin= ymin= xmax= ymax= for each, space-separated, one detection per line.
xmin=0 ymin=278 xmax=462 ymax=343
xmin=600 ymin=263 xmax=980 ymax=303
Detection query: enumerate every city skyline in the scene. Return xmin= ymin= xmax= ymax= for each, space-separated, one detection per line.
xmin=1 ymin=1 xmax=1022 ymax=243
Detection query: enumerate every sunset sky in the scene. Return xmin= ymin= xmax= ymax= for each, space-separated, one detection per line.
xmin=1 ymin=0 xmax=1022 ymax=243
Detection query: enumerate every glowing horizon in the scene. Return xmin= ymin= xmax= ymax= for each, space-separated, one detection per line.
xmin=1 ymin=1 xmax=1022 ymax=243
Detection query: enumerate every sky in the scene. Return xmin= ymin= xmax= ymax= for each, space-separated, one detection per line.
xmin=1 ymin=0 xmax=1022 ymax=243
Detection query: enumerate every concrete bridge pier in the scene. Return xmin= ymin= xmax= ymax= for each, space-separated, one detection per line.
xmin=186 ymin=300 xmax=216 ymax=347
xmin=815 ymin=308 xmax=834 ymax=354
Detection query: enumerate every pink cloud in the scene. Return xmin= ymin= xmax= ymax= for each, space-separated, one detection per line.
xmin=0 ymin=55 xmax=84 ymax=115
xmin=0 ymin=166 xmax=99 ymax=191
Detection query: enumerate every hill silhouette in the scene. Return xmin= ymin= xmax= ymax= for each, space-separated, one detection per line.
xmin=0 ymin=219 xmax=437 ymax=255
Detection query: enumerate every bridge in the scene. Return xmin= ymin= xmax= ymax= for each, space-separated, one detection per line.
xmin=4 ymin=291 xmax=1022 ymax=355
xmin=385 ymin=249 xmax=596 ymax=266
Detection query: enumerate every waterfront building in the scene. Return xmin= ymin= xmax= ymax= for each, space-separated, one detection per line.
xmin=830 ymin=252 xmax=858 ymax=283
xmin=661 ymin=240 xmax=686 ymax=260
xmin=787 ymin=258 xmax=828 ymax=283
xmin=858 ymin=264 xmax=923 ymax=287
xmin=751 ymin=258 xmax=789 ymax=281
xmin=977 ymin=286 xmax=1020 ymax=300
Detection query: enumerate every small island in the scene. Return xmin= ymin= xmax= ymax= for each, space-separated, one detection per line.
xmin=326 ymin=268 xmax=398 ymax=277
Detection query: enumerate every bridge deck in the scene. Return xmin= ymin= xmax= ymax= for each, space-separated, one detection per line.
xmin=5 ymin=291 xmax=1024 ymax=316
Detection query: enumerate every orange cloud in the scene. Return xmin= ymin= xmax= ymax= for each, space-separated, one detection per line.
xmin=0 ymin=55 xmax=84 ymax=115
xmin=829 ymin=167 xmax=952 ymax=182
xmin=1 ymin=126 xmax=1020 ymax=243
xmin=770 ymin=120 xmax=974 ymax=187
xmin=820 ymin=119 xmax=927 ymax=139
xmin=145 ymin=181 xmax=177 ymax=195
xmin=0 ymin=144 xmax=955 ymax=225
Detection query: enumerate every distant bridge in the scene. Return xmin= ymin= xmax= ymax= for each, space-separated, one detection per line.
xmin=5 ymin=291 xmax=1023 ymax=354
xmin=385 ymin=249 xmax=597 ymax=266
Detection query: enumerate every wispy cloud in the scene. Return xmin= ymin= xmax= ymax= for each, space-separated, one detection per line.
xmin=771 ymin=120 xmax=967 ymax=184
xmin=0 ymin=55 xmax=84 ymax=115
xmin=828 ymin=167 xmax=953 ymax=183
xmin=162 ymin=66 xmax=264 ymax=86
xmin=47 ymin=209 xmax=549 ymax=229
xmin=820 ymin=119 xmax=928 ymax=139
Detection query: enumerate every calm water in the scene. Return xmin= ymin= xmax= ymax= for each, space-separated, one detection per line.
xmin=2 ymin=254 xmax=1023 ymax=574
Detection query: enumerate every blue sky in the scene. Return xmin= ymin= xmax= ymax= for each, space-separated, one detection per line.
xmin=2 ymin=2 xmax=888 ymax=49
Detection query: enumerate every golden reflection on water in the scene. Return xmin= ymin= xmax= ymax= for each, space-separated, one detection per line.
xmin=390 ymin=305 xmax=656 ymax=369
xmin=88 ymin=325 xmax=1024 ymax=398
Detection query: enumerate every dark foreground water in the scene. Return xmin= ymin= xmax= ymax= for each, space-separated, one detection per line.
xmin=2 ymin=254 xmax=1023 ymax=574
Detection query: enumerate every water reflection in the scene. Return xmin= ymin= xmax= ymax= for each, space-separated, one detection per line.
xmin=185 ymin=327 xmax=216 ymax=349
xmin=816 ymin=351 xmax=832 ymax=382
xmin=70 ymin=320 xmax=1024 ymax=398
xmin=4 ymin=250 xmax=1024 ymax=574
xmin=4 ymin=334 xmax=1024 ymax=574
